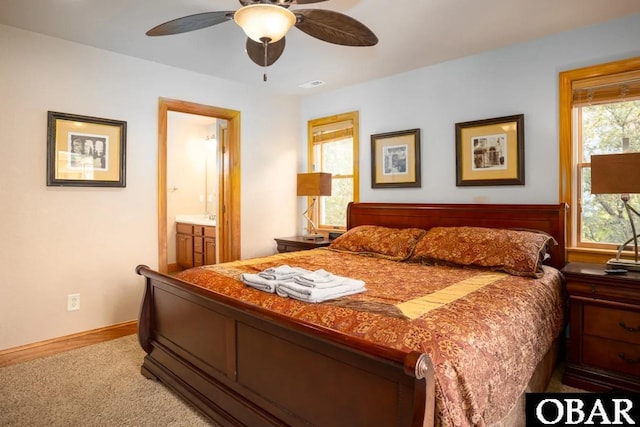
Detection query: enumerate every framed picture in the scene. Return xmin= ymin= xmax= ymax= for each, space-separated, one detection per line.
xmin=371 ymin=128 xmax=421 ymax=188
xmin=47 ymin=111 xmax=127 ymax=187
xmin=455 ymin=114 xmax=524 ymax=186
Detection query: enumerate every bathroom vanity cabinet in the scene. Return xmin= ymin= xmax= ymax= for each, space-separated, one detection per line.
xmin=176 ymin=222 xmax=216 ymax=269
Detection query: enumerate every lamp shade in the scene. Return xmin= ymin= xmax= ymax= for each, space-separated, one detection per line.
xmin=297 ymin=172 xmax=332 ymax=196
xmin=591 ymin=152 xmax=640 ymax=194
xmin=234 ymin=4 xmax=296 ymax=43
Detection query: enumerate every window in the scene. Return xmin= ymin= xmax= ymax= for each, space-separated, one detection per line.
xmin=307 ymin=111 xmax=360 ymax=230
xmin=559 ymin=57 xmax=640 ymax=261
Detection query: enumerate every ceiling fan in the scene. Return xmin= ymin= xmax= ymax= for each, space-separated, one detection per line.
xmin=146 ymin=0 xmax=378 ymax=81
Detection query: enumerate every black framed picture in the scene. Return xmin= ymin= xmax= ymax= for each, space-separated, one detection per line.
xmin=455 ymin=114 xmax=524 ymax=186
xmin=47 ymin=111 xmax=127 ymax=187
xmin=371 ymin=128 xmax=421 ymax=188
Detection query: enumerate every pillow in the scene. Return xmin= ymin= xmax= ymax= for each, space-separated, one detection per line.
xmin=329 ymin=225 xmax=426 ymax=261
xmin=409 ymin=226 xmax=557 ymax=278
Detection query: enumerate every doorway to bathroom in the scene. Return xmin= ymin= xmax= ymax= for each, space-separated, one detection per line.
xmin=157 ymin=98 xmax=241 ymax=273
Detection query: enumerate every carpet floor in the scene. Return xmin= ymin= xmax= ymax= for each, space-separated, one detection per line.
xmin=0 ymin=334 xmax=214 ymax=427
xmin=0 ymin=334 xmax=585 ymax=426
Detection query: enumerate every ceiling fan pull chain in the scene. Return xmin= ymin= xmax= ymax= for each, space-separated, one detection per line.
xmin=262 ymin=38 xmax=269 ymax=82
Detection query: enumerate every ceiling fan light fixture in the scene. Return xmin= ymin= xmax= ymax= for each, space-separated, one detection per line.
xmin=234 ymin=4 xmax=296 ymax=43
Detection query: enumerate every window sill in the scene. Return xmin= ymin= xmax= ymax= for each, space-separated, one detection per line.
xmin=567 ymin=246 xmax=634 ymax=264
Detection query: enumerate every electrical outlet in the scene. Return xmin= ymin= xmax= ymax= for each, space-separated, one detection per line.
xmin=67 ymin=293 xmax=80 ymax=311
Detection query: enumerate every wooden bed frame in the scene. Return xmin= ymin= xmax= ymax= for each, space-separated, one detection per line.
xmin=136 ymin=202 xmax=567 ymax=426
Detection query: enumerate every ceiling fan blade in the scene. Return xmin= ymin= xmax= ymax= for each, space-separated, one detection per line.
xmin=238 ymin=0 xmax=327 ymax=5
xmin=246 ymin=37 xmax=286 ymax=67
xmin=294 ymin=9 xmax=378 ymax=46
xmin=146 ymin=11 xmax=234 ymax=36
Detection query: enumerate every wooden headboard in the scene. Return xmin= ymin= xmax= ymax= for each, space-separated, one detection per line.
xmin=347 ymin=202 xmax=568 ymax=270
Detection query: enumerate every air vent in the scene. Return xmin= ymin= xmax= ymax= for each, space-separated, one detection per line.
xmin=299 ymin=80 xmax=326 ymax=89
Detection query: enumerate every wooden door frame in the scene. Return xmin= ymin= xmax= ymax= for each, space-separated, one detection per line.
xmin=157 ymin=98 xmax=241 ymax=273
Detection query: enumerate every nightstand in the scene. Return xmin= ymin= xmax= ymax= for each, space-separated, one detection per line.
xmin=274 ymin=236 xmax=331 ymax=253
xmin=562 ymin=262 xmax=640 ymax=391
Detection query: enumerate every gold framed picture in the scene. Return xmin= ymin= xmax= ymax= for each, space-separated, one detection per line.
xmin=371 ymin=128 xmax=421 ymax=188
xmin=46 ymin=111 xmax=127 ymax=187
xmin=455 ymin=114 xmax=524 ymax=186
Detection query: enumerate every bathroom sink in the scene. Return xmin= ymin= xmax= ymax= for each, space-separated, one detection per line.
xmin=175 ymin=214 xmax=216 ymax=227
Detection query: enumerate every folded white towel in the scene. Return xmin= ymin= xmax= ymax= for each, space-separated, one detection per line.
xmin=294 ymin=277 xmax=345 ymax=289
xmin=294 ymin=269 xmax=347 ymax=288
xmin=241 ymin=273 xmax=280 ymax=293
xmin=276 ymin=278 xmax=366 ymax=303
xmin=258 ymin=265 xmax=310 ymax=280
xmin=300 ymin=269 xmax=334 ymax=282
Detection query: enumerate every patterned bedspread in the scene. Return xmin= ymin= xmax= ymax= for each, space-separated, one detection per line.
xmin=176 ymin=248 xmax=565 ymax=426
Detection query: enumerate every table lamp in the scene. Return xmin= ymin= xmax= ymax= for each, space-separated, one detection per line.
xmin=591 ymin=152 xmax=640 ymax=271
xmin=297 ymin=172 xmax=332 ymax=240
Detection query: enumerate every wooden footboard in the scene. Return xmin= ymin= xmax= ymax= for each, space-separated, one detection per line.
xmin=136 ymin=265 xmax=435 ymax=427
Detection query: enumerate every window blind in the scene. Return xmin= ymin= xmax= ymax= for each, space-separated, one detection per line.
xmin=572 ymin=69 xmax=640 ymax=106
xmin=312 ymin=120 xmax=353 ymax=144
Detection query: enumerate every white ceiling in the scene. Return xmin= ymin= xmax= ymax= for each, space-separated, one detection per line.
xmin=2 ymin=0 xmax=640 ymax=96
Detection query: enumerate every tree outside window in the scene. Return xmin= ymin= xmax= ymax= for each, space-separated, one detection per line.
xmin=319 ymin=137 xmax=353 ymax=226
xmin=577 ymin=99 xmax=640 ymax=248
xmin=307 ymin=112 xmax=360 ymax=231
